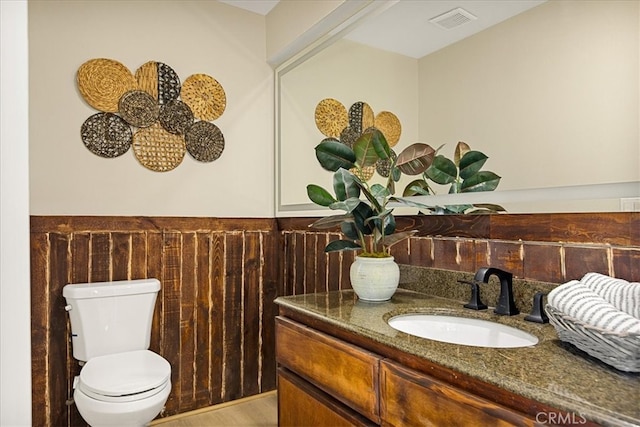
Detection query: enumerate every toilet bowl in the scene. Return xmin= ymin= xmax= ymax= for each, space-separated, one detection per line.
xmin=63 ymin=279 xmax=172 ymax=427
xmin=73 ymin=350 xmax=171 ymax=427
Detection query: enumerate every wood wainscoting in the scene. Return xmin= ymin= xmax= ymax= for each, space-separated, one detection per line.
xmin=30 ymin=216 xmax=281 ymax=427
xmin=30 ymin=213 xmax=638 ymax=426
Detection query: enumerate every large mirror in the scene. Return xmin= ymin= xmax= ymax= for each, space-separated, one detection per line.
xmin=276 ymin=0 xmax=639 ymax=216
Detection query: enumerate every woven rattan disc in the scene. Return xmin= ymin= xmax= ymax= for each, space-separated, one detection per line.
xmin=350 ymin=165 xmax=375 ymax=182
xmin=118 ymin=90 xmax=159 ymax=128
xmin=159 ymin=100 xmax=194 ymax=135
xmin=77 ymin=58 xmax=138 ymax=112
xmin=185 ymin=121 xmax=225 ymax=162
xmin=376 ymin=149 xmax=397 ymax=178
xmin=340 ymin=126 xmax=360 ymax=148
xmin=81 ymin=112 xmax=132 ymax=158
xmin=315 ymin=98 xmax=348 ymax=138
xmin=158 ymin=62 xmax=181 ymax=105
xmin=132 ymin=122 xmax=186 ymax=172
xmin=181 ymin=74 xmax=226 ymax=121
xmin=135 ymin=61 xmax=159 ymax=100
xmin=349 ymin=102 xmax=374 ymax=134
xmin=374 ymin=111 xmax=402 ymax=147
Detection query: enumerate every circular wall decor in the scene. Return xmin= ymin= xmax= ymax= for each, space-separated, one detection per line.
xmin=349 ymin=101 xmax=374 ymax=134
xmin=135 ymin=61 xmax=159 ymax=100
xmin=80 ymin=112 xmax=132 ymax=158
xmin=185 ymin=121 xmax=225 ymax=162
xmin=135 ymin=61 xmax=181 ymax=105
xmin=376 ymin=149 xmax=397 ymax=177
xmin=132 ymin=122 xmax=186 ymax=172
xmin=374 ymin=111 xmax=402 ymax=147
xmin=118 ymin=90 xmax=159 ymax=128
xmin=315 ymin=98 xmax=348 ymax=138
xmin=159 ymin=100 xmax=194 ymax=135
xmin=340 ymin=126 xmax=360 ymax=148
xmin=181 ymin=74 xmax=227 ymax=121
xmin=351 ymin=165 xmax=375 ymax=182
xmin=77 ymin=58 xmax=138 ymax=112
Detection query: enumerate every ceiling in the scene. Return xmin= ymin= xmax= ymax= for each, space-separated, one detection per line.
xmin=219 ymin=0 xmax=546 ymax=59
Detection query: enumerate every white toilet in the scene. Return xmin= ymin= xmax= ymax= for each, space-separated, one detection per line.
xmin=63 ymin=278 xmax=172 ymax=427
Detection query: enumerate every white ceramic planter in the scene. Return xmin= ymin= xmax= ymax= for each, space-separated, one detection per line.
xmin=349 ymin=255 xmax=400 ymax=302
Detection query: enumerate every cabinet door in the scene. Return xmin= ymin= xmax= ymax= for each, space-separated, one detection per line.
xmin=380 ymin=360 xmax=538 ymax=427
xmin=276 ymin=316 xmax=380 ymax=422
xmin=278 ymin=368 xmax=376 ymax=427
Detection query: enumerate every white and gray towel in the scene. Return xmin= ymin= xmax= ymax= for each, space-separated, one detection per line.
xmin=547 ymin=275 xmax=640 ymax=335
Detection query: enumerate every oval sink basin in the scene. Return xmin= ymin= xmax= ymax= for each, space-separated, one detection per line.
xmin=388 ymin=314 xmax=538 ymax=348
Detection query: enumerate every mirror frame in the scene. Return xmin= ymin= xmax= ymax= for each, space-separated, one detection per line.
xmin=274 ymin=1 xmax=640 ymax=217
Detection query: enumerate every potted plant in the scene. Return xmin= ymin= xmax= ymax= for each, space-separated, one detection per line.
xmin=306 ymin=128 xmax=435 ymax=301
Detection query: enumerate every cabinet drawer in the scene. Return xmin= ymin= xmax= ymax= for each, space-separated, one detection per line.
xmin=276 ymin=316 xmax=380 ymax=422
xmin=380 ymin=360 xmax=537 ymax=427
xmin=278 ymin=368 xmax=376 ymax=427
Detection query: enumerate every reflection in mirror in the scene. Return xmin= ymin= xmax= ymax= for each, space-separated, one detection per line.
xmin=276 ymin=0 xmax=639 ymax=215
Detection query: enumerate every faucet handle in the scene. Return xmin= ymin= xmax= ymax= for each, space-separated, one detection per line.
xmin=458 ymin=280 xmax=488 ymax=310
xmin=524 ymin=292 xmax=549 ymax=323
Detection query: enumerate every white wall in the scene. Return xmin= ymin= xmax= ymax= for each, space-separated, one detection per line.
xmin=29 ymin=0 xmax=274 ymax=217
xmin=1 ymin=1 xmax=32 ymax=425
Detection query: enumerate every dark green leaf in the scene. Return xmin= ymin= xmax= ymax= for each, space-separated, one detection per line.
xmin=329 ymin=197 xmax=361 ymax=213
xmin=306 ymin=184 xmax=336 ymax=207
xmin=325 ymin=240 xmax=362 ymax=252
xmin=426 ymin=155 xmax=457 ymax=185
xmin=353 ymin=128 xmax=390 ymax=167
xmin=459 ymin=151 xmax=488 ymax=179
xmin=402 ymin=179 xmax=431 ymax=197
xmin=315 ymin=139 xmax=356 ymax=171
xmin=341 ymin=221 xmax=360 ymax=240
xmin=333 ymin=168 xmax=360 ymax=201
xmin=352 ymin=202 xmax=375 ymax=235
xmin=461 ymin=171 xmax=501 ymax=192
xmin=309 ymin=213 xmax=352 ymax=229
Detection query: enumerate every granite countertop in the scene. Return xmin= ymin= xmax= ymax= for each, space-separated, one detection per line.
xmin=275 ymin=289 xmax=639 ymax=427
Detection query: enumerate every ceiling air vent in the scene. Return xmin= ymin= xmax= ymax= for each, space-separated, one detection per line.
xmin=429 ymin=7 xmax=477 ymax=30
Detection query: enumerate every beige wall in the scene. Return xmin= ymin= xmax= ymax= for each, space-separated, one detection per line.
xmin=279 ymin=39 xmax=418 ymax=207
xmin=29 ymin=0 xmax=274 ymax=217
xmin=418 ymin=0 xmax=639 ymax=193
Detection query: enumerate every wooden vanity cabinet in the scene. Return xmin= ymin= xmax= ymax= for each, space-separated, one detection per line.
xmin=276 ymin=315 xmax=542 ymax=427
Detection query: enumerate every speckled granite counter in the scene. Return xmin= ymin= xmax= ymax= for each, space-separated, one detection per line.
xmin=275 ymin=290 xmax=639 ymax=427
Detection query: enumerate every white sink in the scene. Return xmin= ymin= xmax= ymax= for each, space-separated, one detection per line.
xmin=388 ymin=314 xmax=538 ymax=348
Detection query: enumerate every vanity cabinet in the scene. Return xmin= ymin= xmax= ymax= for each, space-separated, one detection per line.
xmin=276 ymin=316 xmax=544 ymax=427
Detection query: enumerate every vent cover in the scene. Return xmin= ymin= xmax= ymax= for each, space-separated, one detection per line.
xmin=429 ymin=7 xmax=477 ymax=30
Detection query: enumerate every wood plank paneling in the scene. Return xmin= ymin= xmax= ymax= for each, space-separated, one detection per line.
xmin=30 ymin=217 xmax=281 ymax=427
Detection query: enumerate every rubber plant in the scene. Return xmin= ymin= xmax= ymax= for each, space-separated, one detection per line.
xmin=402 ymin=141 xmax=506 ymax=214
xmin=306 ymin=128 xmax=435 ymax=257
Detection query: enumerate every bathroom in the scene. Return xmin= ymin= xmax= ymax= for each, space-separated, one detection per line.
xmin=1 ymin=0 xmax=638 ymax=426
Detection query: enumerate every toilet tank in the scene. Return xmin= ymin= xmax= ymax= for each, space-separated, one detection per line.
xmin=63 ymin=278 xmax=160 ymax=361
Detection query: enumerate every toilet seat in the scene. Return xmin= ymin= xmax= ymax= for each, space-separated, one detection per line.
xmin=78 ymin=350 xmax=171 ymax=403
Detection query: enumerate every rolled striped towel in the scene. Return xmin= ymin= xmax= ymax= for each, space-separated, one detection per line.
xmin=547 ymin=280 xmax=640 ymax=335
xmin=580 ymin=273 xmax=639 ymax=319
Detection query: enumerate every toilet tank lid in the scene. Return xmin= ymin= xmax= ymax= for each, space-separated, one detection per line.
xmin=63 ymin=278 xmax=160 ymax=299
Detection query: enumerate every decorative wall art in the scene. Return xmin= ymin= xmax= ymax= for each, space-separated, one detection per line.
xmin=314 ymin=98 xmax=401 ymax=181
xmin=77 ymin=58 xmax=226 ymax=172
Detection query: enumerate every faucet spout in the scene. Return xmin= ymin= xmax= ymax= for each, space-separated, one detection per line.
xmin=474 ymin=267 xmax=519 ymax=316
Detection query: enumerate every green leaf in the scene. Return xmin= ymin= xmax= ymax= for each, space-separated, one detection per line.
xmin=315 ymin=139 xmax=356 ymax=172
xmin=461 ymin=171 xmax=501 ymax=192
xmin=333 ymin=168 xmax=360 ymax=201
xmin=306 ymin=184 xmax=336 ymax=207
xmin=391 ymin=196 xmax=435 ymax=210
xmin=381 ymin=230 xmax=417 ymax=248
xmin=351 ymin=202 xmax=375 ymax=235
xmin=353 ymin=128 xmax=390 ymax=167
xmin=468 ymin=203 xmax=507 ymax=213
xmin=309 ymin=213 xmax=353 ymax=229
xmin=402 ymin=179 xmax=431 ymax=197
xmin=329 ymin=197 xmax=361 ymax=213
xmin=325 ymin=240 xmax=362 ymax=253
xmin=396 ymin=143 xmax=435 ymax=175
xmin=459 ymin=151 xmax=488 ymax=179
xmin=426 ymin=155 xmax=457 ymax=185
xmin=341 ymin=221 xmax=360 ymax=240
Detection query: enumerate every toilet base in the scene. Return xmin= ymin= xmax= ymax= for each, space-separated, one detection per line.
xmin=74 ymin=381 xmax=171 ymax=427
